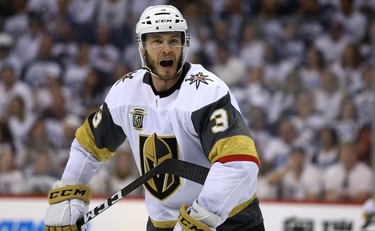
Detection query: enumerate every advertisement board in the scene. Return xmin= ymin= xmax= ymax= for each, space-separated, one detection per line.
xmin=0 ymin=197 xmax=369 ymax=231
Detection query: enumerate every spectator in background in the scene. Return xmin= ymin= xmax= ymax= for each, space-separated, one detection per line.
xmin=51 ymin=21 xmax=78 ymax=67
xmin=267 ymin=71 xmax=304 ymax=125
xmin=314 ymin=18 xmax=349 ymax=64
xmin=359 ymin=20 xmax=374 ymax=63
xmin=313 ymin=70 xmax=346 ymax=123
xmin=331 ymin=42 xmax=363 ymax=96
xmin=23 ymin=34 xmax=62 ymax=90
xmin=42 ymin=91 xmax=69 ymax=150
xmin=34 ymin=65 xmax=72 ymax=115
xmin=338 ymin=0 xmax=368 ymax=43
xmin=13 ymin=15 xmax=44 ymax=68
xmin=311 ymin=127 xmax=339 ymax=171
xmin=279 ymin=18 xmax=304 ymax=68
xmin=354 ymin=66 xmax=374 ymax=127
xmin=45 ymin=0 xmax=74 ymax=39
xmin=334 ymin=99 xmax=359 ymax=143
xmin=17 ymin=118 xmax=53 ymax=169
xmin=0 ymin=33 xmax=22 ymax=76
xmin=3 ymin=0 xmax=29 ymax=39
xmin=0 ymin=148 xmax=25 ymax=194
xmin=268 ymin=146 xmax=323 ymax=201
xmin=297 ymin=1 xmax=324 ymax=46
xmin=324 ymin=141 xmax=373 ymax=202
xmin=290 ymin=89 xmax=327 ymax=147
xmin=210 ymin=43 xmax=246 ymax=88
xmin=80 ymin=70 xmax=106 ymax=116
xmin=3 ymin=95 xmax=36 ymax=154
xmin=219 ymin=0 xmax=250 ymax=52
xmin=122 ymin=40 xmax=141 ymax=71
xmin=24 ymin=152 xmax=58 ymax=194
xmin=239 ymin=22 xmax=265 ymax=68
xmin=26 ymin=0 xmax=57 ymax=23
xmin=263 ymin=118 xmax=298 ymax=172
xmin=263 ymin=41 xmax=296 ymax=94
xmin=0 ymin=65 xmax=34 ymax=119
xmin=63 ymin=42 xmax=91 ymax=101
xmin=211 ymin=19 xmax=237 ymax=56
xmin=298 ymin=47 xmax=325 ymax=90
xmin=177 ymin=4 xmax=200 ymax=63
xmin=89 ymin=23 xmax=120 ymax=82
xmin=97 ymin=0 xmax=132 ymax=49
xmin=261 ymin=42 xmax=282 ymax=92
xmin=189 ymin=25 xmax=215 ymax=67
xmin=245 ymin=105 xmax=272 ymax=157
xmin=67 ymin=0 xmax=98 ymax=43
xmin=239 ymin=66 xmax=271 ymax=110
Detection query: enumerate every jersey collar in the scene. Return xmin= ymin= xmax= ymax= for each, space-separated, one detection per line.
xmin=143 ymin=62 xmax=191 ymax=98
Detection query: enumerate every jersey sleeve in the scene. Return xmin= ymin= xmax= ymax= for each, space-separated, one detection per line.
xmin=191 ymin=92 xmax=260 ymax=167
xmin=75 ymin=102 xmax=126 ymax=162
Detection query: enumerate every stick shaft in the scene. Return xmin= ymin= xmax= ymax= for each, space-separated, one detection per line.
xmin=76 ymin=159 xmax=209 ymax=228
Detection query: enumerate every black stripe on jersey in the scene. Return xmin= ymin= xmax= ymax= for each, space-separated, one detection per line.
xmin=191 ymin=92 xmax=252 ymax=159
xmin=89 ymin=102 xmax=126 ymax=152
xmin=143 ymin=63 xmax=192 ymax=97
xmin=76 ymin=102 xmax=126 ymax=161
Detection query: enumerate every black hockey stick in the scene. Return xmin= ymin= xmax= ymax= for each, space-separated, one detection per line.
xmin=76 ymin=158 xmax=209 ymax=229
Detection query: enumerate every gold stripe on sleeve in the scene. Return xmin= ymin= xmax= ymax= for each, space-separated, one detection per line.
xmin=228 ymin=194 xmax=257 ymax=218
xmin=208 ymin=135 xmax=259 ymax=163
xmin=75 ymin=120 xmax=114 ymax=162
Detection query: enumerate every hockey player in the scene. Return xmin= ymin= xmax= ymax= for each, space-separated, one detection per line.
xmin=363 ymin=196 xmax=375 ymax=230
xmin=44 ymin=5 xmax=265 ymax=231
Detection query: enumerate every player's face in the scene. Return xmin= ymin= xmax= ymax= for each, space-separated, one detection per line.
xmin=144 ymin=32 xmax=183 ymax=80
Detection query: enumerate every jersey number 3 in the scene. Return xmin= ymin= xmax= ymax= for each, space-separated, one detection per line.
xmin=92 ymin=105 xmax=103 ymax=128
xmin=210 ymin=108 xmax=228 ymax=133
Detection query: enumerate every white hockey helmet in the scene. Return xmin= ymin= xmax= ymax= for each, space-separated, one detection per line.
xmin=136 ymin=5 xmax=189 ymax=75
xmin=136 ymin=5 xmax=189 ymax=47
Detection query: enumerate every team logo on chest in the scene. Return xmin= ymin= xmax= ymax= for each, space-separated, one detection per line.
xmin=130 ymin=108 xmax=147 ymax=130
xmin=185 ymin=72 xmax=213 ymax=89
xmin=139 ymin=133 xmax=181 ymax=201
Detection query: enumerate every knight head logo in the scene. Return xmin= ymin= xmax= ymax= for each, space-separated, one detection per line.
xmin=131 ymin=108 xmax=147 ymax=130
xmin=139 ymin=133 xmax=181 ymax=200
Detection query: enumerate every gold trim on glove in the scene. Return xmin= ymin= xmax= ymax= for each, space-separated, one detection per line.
xmin=48 ymin=185 xmax=92 ymax=205
xmin=44 ymin=225 xmax=79 ymax=231
xmin=178 ymin=204 xmax=211 ymax=231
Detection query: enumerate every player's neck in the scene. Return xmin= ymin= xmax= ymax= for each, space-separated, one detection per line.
xmin=151 ymin=73 xmax=181 ymax=92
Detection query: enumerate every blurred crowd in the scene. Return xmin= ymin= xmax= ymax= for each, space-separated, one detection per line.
xmin=0 ymin=0 xmax=374 ymax=202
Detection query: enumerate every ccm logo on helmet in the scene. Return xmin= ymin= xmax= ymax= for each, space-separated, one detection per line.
xmin=49 ymin=188 xmax=88 ymax=199
xmin=156 ymin=19 xmax=173 ymax=23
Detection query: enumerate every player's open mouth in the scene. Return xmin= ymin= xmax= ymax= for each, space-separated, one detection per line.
xmin=160 ymin=60 xmax=174 ymax=69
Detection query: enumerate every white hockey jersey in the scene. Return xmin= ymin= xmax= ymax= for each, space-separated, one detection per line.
xmin=74 ymin=63 xmax=261 ymax=229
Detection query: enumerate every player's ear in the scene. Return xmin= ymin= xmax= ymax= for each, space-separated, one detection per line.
xmin=141 ymin=49 xmax=146 ymax=57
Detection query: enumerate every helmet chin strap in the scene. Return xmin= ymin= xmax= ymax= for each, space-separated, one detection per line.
xmin=141 ymin=65 xmax=163 ymax=79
